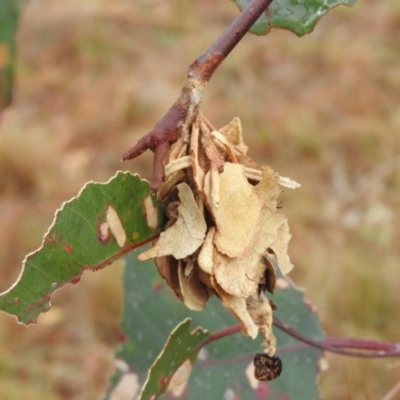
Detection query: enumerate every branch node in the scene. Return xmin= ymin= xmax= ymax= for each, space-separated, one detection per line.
xmin=122 ymin=0 xmax=273 ymax=191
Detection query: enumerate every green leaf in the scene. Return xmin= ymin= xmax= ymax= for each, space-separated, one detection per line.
xmin=0 ymin=0 xmax=24 ymax=111
xmin=0 ymin=172 xmax=164 ymax=325
xmin=104 ymin=251 xmax=324 ymax=400
xmin=234 ymin=0 xmax=357 ymax=36
xmin=139 ymin=319 xmax=210 ymax=400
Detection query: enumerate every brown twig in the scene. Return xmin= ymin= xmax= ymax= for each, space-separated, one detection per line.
xmin=122 ymin=0 xmax=272 ymax=192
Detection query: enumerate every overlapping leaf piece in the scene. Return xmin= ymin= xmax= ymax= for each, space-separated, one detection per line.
xmin=234 ymin=0 xmax=357 ymax=36
xmin=0 ymin=172 xmax=164 ymax=325
xmin=104 ymin=252 xmax=324 ymax=400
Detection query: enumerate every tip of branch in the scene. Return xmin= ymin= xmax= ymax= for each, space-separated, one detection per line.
xmin=121 ymin=137 xmax=151 ymax=161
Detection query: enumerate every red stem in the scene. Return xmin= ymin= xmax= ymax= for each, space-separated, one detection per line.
xmin=122 ymin=0 xmax=272 ymax=192
xmin=323 ymin=336 xmax=399 ymax=352
xmin=273 ymin=317 xmax=400 ymax=358
xmin=204 ymin=319 xmax=400 ymax=359
xmin=203 ymin=324 xmax=243 ymax=346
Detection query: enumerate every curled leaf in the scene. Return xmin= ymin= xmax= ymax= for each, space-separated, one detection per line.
xmin=154 ymin=256 xmax=183 ymax=301
xmin=178 ymin=261 xmax=209 ymax=311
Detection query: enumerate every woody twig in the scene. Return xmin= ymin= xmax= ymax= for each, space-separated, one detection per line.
xmin=122 ymin=0 xmax=272 ymax=192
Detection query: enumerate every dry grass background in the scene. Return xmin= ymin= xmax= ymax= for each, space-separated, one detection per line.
xmin=0 ymin=0 xmax=399 ymax=398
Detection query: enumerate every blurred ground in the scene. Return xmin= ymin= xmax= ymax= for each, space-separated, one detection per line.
xmin=0 ymin=0 xmax=399 ymax=399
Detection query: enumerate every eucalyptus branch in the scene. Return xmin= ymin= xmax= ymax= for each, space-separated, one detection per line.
xmin=205 ymin=319 xmax=400 ymax=359
xmin=122 ymin=0 xmax=272 ymax=192
xmin=273 ymin=317 xmax=400 ymax=358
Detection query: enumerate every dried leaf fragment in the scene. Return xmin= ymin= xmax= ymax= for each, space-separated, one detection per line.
xmin=155 ymin=256 xmax=183 ymax=300
xmin=212 ymin=205 xmax=286 ymax=298
xmin=139 ymin=182 xmax=207 ymax=260
xmin=204 ymin=162 xmax=262 ymax=258
xmin=198 ymin=227 xmax=215 ymax=275
xmin=213 ymin=280 xmax=259 ymax=339
xmin=247 ymin=293 xmax=276 ymax=355
xmin=178 ymin=261 xmax=209 ymax=311
xmin=258 ymin=255 xmax=276 ymax=294
xmin=269 ymin=221 xmax=293 ymax=274
xmin=219 ymin=117 xmax=248 ymax=155
xmin=254 ymin=166 xmax=281 ymax=209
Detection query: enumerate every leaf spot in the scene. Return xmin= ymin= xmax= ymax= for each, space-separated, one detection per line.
xmin=159 ymin=375 xmax=169 ymax=386
xmin=318 ymin=357 xmax=329 ymax=372
xmin=198 ymin=348 xmax=209 ymax=361
xmin=223 ymin=388 xmax=236 ymax=400
xmin=98 ymin=221 xmax=110 ymax=244
xmin=63 ymin=244 xmax=73 ymax=254
xmin=107 ymin=206 xmax=127 ymax=247
xmin=143 ymin=195 xmax=159 ymax=229
xmin=153 ymin=282 xmax=163 ymax=292
xmin=132 ymin=231 xmax=139 ymax=240
xmin=70 ymin=275 xmax=81 ymax=285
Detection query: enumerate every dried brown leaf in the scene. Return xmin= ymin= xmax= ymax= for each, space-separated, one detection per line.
xmin=254 ymin=166 xmax=281 ymax=210
xmin=190 ymin=121 xmax=205 ymax=192
xmin=212 ymin=279 xmax=259 ymax=339
xmin=197 ymin=227 xmax=215 ymax=275
xmin=213 ymin=206 xmax=286 ymax=298
xmin=159 ymin=169 xmax=185 ymax=201
xmin=219 ymin=117 xmax=248 ymax=155
xmin=246 ymin=293 xmax=276 ymax=355
xmin=154 ymin=256 xmax=183 ymax=301
xmin=178 ymin=262 xmax=209 ymax=311
xmin=269 ymin=221 xmax=293 ymax=274
xmin=139 ymin=182 xmax=207 ymax=260
xmin=210 ymin=130 xmax=238 ymax=163
xmin=200 ymin=121 xmax=225 ymax=171
xmin=258 ymin=255 xmax=276 ymax=294
xmin=204 ymin=162 xmax=262 ymax=258
xmin=237 ymin=154 xmax=261 ymax=170
xmin=213 ymin=248 xmax=264 ymax=298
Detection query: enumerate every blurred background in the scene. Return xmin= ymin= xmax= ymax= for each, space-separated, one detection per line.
xmin=0 ymin=0 xmax=399 ymax=398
